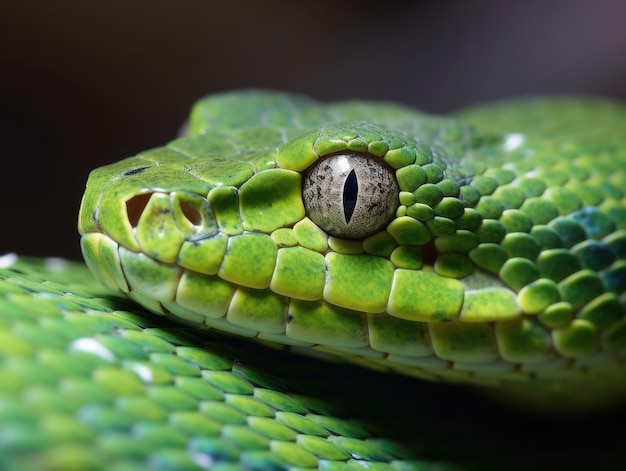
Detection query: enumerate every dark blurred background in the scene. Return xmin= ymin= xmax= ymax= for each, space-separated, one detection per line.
xmin=2 ymin=0 xmax=626 ymax=260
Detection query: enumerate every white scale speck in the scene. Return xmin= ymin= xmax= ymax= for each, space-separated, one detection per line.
xmin=503 ymin=133 xmax=525 ymax=151
xmin=70 ymin=337 xmax=116 ymax=362
xmin=0 ymin=253 xmax=18 ymax=269
xmin=129 ymin=363 xmax=154 ymax=383
xmin=45 ymin=257 xmax=70 ymax=272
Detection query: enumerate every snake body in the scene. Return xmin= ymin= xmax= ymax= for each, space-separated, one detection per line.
xmin=2 ymin=91 xmax=626 ymax=469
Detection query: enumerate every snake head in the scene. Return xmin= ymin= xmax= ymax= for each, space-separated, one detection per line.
xmin=79 ymin=90 xmax=626 ymax=411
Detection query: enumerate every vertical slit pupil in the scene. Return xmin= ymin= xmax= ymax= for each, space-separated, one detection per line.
xmin=343 ymin=169 xmax=358 ymax=224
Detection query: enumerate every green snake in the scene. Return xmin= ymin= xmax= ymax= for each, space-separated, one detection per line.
xmin=2 ymin=91 xmax=626 ymax=470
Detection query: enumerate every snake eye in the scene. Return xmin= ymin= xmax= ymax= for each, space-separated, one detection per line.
xmin=302 ymin=153 xmax=399 ymax=239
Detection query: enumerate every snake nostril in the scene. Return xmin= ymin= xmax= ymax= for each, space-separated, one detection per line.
xmin=126 ymin=193 xmax=153 ymax=227
xmin=180 ymin=201 xmax=202 ymax=226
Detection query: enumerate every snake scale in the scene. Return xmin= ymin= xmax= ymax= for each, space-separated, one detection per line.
xmin=2 ymin=90 xmax=626 ymax=470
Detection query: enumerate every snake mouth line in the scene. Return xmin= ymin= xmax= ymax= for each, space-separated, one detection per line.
xmin=116 ymin=243 xmax=616 ymax=393
xmin=80 ymin=229 xmax=623 ymax=391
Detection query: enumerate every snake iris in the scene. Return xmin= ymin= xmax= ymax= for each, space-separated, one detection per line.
xmin=77 ymin=90 xmax=626 ymax=413
xmin=4 ymin=90 xmax=626 ymax=470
